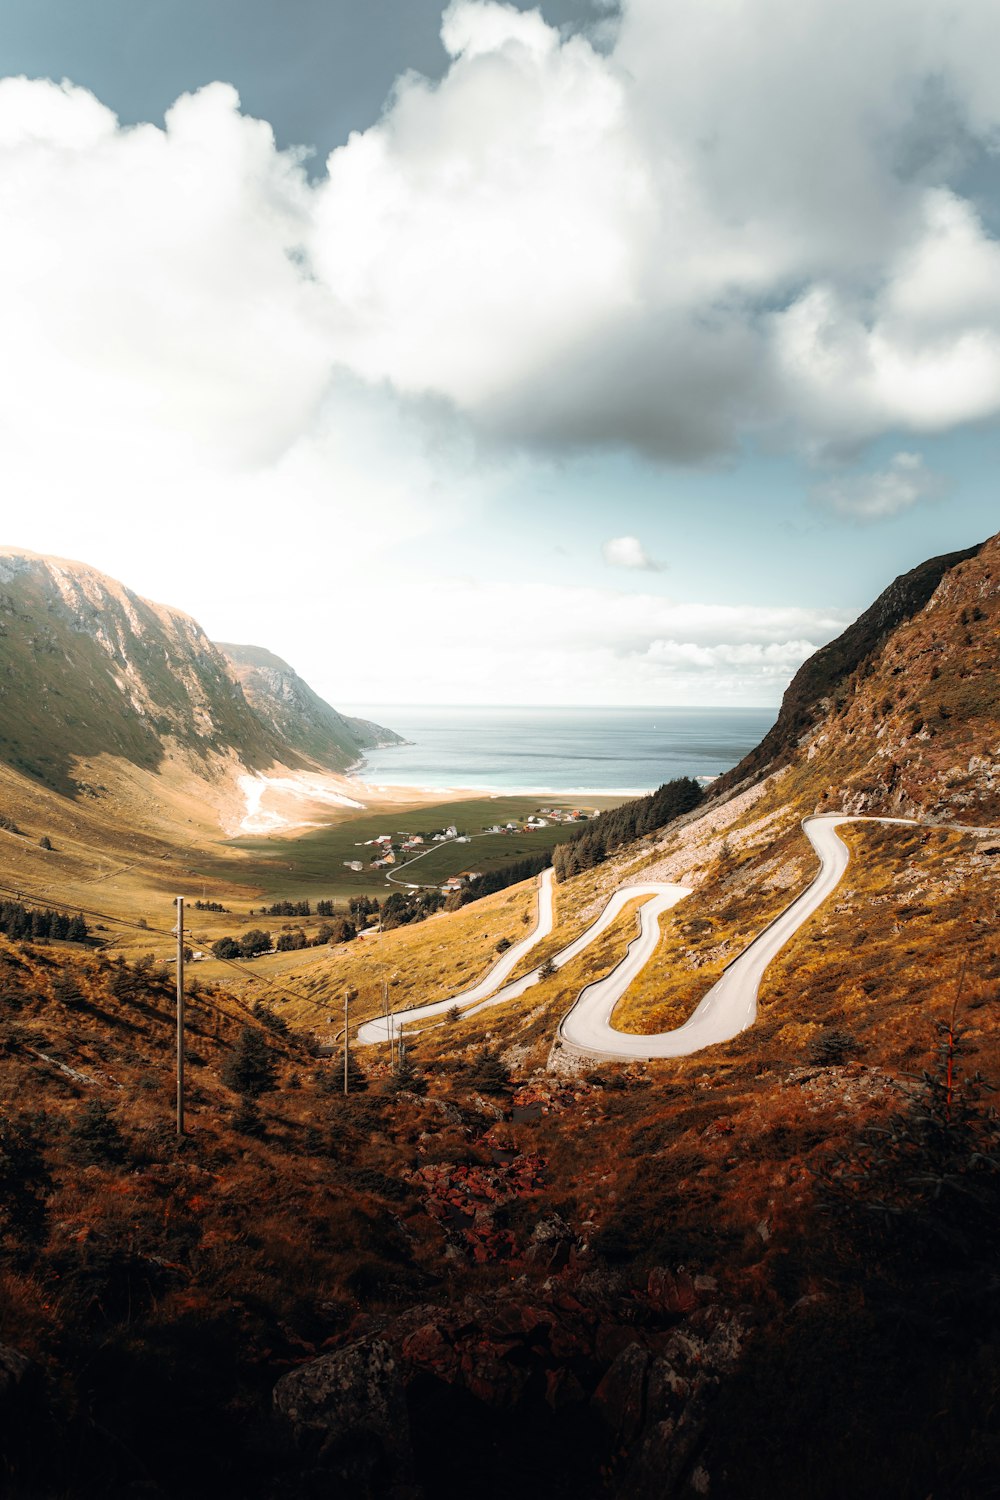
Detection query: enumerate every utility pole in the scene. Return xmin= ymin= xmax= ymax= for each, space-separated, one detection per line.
xmin=343 ymin=989 xmax=349 ymax=1096
xmin=176 ymin=896 xmax=185 ymax=1136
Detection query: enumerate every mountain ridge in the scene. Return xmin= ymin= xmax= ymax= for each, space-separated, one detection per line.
xmin=0 ymin=547 xmax=397 ymax=801
xmin=714 ymin=534 xmax=996 ymax=820
xmin=217 ymin=641 xmax=403 ymax=775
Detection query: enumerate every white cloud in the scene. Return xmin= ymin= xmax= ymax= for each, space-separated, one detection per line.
xmin=3 ymin=1 xmax=1000 ymax=519
xmin=301 ymin=576 xmax=849 ymax=707
xmin=812 ymin=451 xmax=946 ymax=521
xmin=0 ymin=3 xmax=995 ymax=709
xmin=602 ymin=535 xmax=662 ymax=571
xmin=303 ymin=0 xmax=1000 ymax=456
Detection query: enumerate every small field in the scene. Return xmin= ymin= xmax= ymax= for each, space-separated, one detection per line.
xmin=198 ymin=794 xmax=619 ymax=902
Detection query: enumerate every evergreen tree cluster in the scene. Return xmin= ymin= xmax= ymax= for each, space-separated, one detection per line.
xmin=211 ymin=928 xmax=272 ymax=960
xmin=193 ymin=900 xmax=227 ymax=912
xmin=552 ymin=777 xmax=703 ymax=882
xmin=462 ymin=852 xmax=552 ymax=903
xmin=317 ymin=916 xmax=355 ymax=945
xmin=349 ymin=896 xmax=380 ymax=924
xmin=380 ymin=889 xmax=445 ymax=930
xmin=275 ymin=928 xmax=308 ymax=952
xmin=259 ymin=898 xmax=345 ymax=918
xmin=0 ymin=899 xmax=88 ymax=944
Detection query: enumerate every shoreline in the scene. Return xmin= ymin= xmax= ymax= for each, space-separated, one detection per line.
xmin=231 ymin=766 xmax=634 ymax=838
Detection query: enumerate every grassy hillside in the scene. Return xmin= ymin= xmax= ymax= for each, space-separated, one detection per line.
xmin=1 ymin=802 xmax=998 ymax=1498
xmin=1 ymin=534 xmax=999 ymax=1497
xmin=218 ymin=642 xmax=403 ymax=773
xmin=0 ymin=551 xmax=282 ymax=795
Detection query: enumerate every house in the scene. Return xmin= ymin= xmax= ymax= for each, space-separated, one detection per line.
xmin=343 ymin=860 xmax=364 ymax=872
xmin=454 ymin=835 xmax=471 ymax=844
xmin=444 ymin=825 xmax=459 ymax=838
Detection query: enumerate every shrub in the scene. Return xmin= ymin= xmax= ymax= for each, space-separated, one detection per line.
xmin=807 ymin=1029 xmax=860 ymax=1066
xmin=68 ymin=1099 xmax=126 ymax=1165
xmin=0 ymin=1112 xmax=51 ymax=1244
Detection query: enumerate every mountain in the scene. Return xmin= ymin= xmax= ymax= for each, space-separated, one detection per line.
xmin=0 ymin=548 xmax=396 ymax=799
xmin=218 ymin=643 xmax=403 ymax=774
xmin=1 ymin=534 xmax=999 ymax=1500
xmin=717 ymin=532 xmax=998 ymax=821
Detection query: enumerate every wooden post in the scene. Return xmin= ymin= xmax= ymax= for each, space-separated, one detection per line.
xmin=176 ymin=896 xmax=185 ymax=1136
xmin=343 ymin=990 xmax=349 ymax=1096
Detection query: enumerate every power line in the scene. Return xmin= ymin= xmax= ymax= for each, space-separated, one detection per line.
xmin=0 ymin=877 xmax=323 ymax=1011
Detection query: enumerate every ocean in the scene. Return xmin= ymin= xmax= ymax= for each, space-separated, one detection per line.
xmin=340 ymin=705 xmax=778 ymax=796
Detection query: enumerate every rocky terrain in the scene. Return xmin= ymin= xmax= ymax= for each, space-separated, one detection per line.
xmin=0 ymin=531 xmax=997 ymax=1499
xmin=718 ymin=534 xmax=999 ymax=821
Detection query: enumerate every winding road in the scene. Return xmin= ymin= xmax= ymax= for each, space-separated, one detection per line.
xmin=356 ymin=814 xmax=913 ymax=1059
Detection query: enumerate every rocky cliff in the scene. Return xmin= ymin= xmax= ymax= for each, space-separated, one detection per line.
xmin=217 ymin=643 xmax=401 ymax=774
xmin=0 ymin=548 xmax=395 ymax=797
xmin=717 ymin=532 xmax=998 ymax=821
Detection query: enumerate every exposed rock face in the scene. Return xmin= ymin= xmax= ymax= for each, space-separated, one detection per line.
xmin=0 ymin=548 xmax=396 ymax=796
xmin=718 ymin=541 xmax=983 ymax=794
xmin=0 ymin=548 xmax=275 ymax=793
xmin=716 ymin=532 xmax=1000 ymax=822
xmin=272 ymin=1337 xmax=414 ymax=1491
xmin=218 ymin=642 xmax=401 ymax=773
xmin=277 ymin=1268 xmax=750 ymax=1500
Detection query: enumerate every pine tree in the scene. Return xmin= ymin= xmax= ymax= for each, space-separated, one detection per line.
xmin=232 ymin=1097 xmax=265 ymax=1137
xmin=222 ymin=1026 xmax=278 ymax=1097
xmin=69 ymin=1099 xmax=126 ymax=1165
xmin=468 ymin=1046 xmax=511 ymax=1095
xmin=384 ymin=1049 xmax=427 ymax=1096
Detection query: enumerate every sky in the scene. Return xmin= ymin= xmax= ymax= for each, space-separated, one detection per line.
xmin=0 ymin=0 xmax=998 ymax=708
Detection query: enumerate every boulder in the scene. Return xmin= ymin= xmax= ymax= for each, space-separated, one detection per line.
xmin=0 ymin=1343 xmax=32 ymax=1403
xmin=592 ymin=1342 xmax=651 ymax=1447
xmin=273 ymin=1337 xmax=413 ymax=1490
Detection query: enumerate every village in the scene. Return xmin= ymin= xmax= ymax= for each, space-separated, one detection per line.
xmin=341 ymin=807 xmax=599 ymax=893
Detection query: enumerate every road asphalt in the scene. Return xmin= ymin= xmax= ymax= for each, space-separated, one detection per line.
xmin=357 ymin=814 xmax=915 ymax=1059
